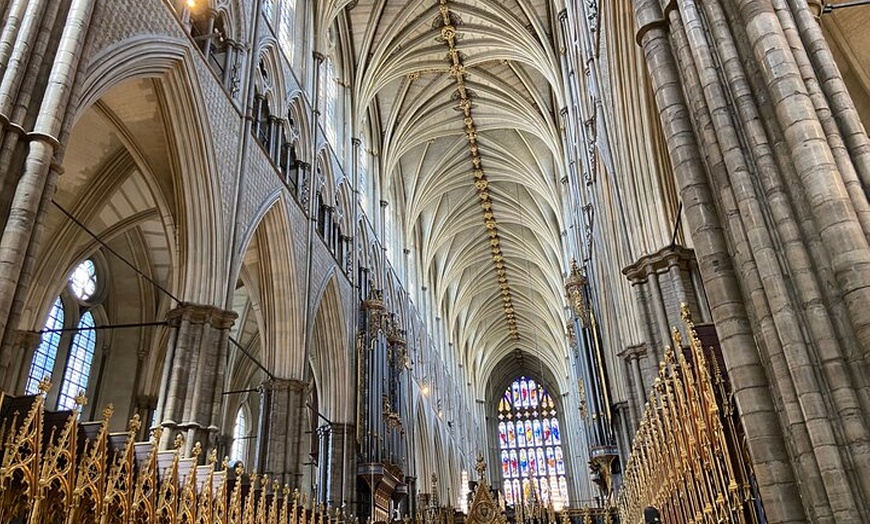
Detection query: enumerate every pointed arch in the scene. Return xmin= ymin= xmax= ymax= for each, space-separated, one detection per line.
xmin=73 ymin=36 xmax=227 ymax=305
xmin=309 ymin=273 xmax=351 ymax=422
xmin=235 ymin=194 xmax=304 ymax=378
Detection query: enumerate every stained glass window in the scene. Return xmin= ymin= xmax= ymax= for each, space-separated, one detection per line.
xmin=57 ymin=312 xmax=96 ymax=410
xmin=69 ymin=259 xmax=97 ymax=300
xmin=25 ymin=298 xmax=64 ymax=394
xmin=497 ymin=376 xmax=568 ymax=509
xmin=27 ymin=259 xmax=104 ymax=412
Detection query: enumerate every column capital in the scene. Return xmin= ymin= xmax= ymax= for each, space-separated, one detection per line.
xmin=806 ymin=0 xmax=826 ymax=17
xmin=14 ymin=329 xmax=42 ymax=351
xmin=165 ymin=302 xmax=237 ymax=329
xmin=633 ymin=0 xmax=667 ymax=45
xmin=617 ymin=343 xmax=647 ymax=361
xmin=260 ymin=377 xmax=307 ymax=393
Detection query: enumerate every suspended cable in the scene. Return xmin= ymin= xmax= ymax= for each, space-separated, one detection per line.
xmin=52 ymin=200 xmax=180 ymax=304
xmin=51 ymin=199 xmax=274 ymax=379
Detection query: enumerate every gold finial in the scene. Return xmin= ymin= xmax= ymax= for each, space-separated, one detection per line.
xmin=679 ymin=302 xmax=692 ymax=322
xmin=174 ymin=433 xmax=185 ymax=450
xmin=191 ymin=441 xmax=202 ymax=458
xmin=38 ymin=376 xmax=52 ymax=394
xmin=234 ymin=461 xmax=244 ymax=476
xmin=74 ymin=390 xmax=88 ymax=407
xmin=223 ymin=456 xmax=230 ymax=469
xmin=209 ymin=448 xmax=218 ymax=465
xmin=102 ymin=404 xmax=115 ymax=420
xmin=671 ymin=326 xmax=683 ymax=348
xmin=475 ymin=454 xmax=486 ymax=478
xmin=152 ymin=426 xmax=164 ymax=442
xmin=128 ymin=413 xmax=142 ymax=433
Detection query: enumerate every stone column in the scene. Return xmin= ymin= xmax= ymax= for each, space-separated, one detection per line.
xmin=326 ymin=422 xmax=356 ymax=508
xmin=0 ymin=0 xmax=95 ymax=349
xmin=0 ymin=329 xmax=40 ymax=392
xmin=316 ymin=424 xmax=331 ymax=505
xmin=257 ymin=377 xmax=307 ymax=488
xmin=154 ymin=302 xmax=237 ymax=458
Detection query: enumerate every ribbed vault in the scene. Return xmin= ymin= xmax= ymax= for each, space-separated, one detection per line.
xmin=343 ymin=0 xmax=568 ymax=381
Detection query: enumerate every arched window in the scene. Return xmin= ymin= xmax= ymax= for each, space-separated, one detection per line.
xmin=278 ymin=0 xmax=297 ymax=64
xmin=25 ymin=259 xmax=104 ymax=411
xmin=230 ymin=405 xmax=250 ymax=465
xmin=358 ymin=135 xmax=369 ymax=213
xmin=57 ymin=312 xmax=96 ymax=410
xmin=188 ymin=6 xmax=238 ymax=92
xmin=497 ymin=377 xmax=569 ymax=510
xmin=25 ymin=298 xmax=64 ymax=394
xmin=322 ymin=57 xmax=338 ymax=146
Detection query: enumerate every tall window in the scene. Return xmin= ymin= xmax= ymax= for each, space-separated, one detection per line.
xmin=497 ymin=377 xmax=569 ymax=510
xmin=25 ymin=298 xmax=64 ymax=394
xmin=322 ymin=57 xmax=339 ymax=146
xmin=26 ymin=259 xmax=103 ymax=410
xmin=358 ymin=136 xmax=368 ymax=213
xmin=230 ymin=406 xmax=250 ymax=465
xmin=188 ymin=7 xmax=237 ymax=92
xmin=278 ymin=0 xmax=297 ymax=64
xmin=58 ymin=312 xmax=96 ymax=410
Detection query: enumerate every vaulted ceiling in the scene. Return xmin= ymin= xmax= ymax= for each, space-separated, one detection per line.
xmin=338 ymin=0 xmax=569 ymax=382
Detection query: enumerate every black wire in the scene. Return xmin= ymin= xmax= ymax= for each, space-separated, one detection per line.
xmin=52 ymin=199 xmax=273 ymax=379
xmin=669 ymin=201 xmax=683 ymax=248
xmin=34 ymin=320 xmax=167 ymax=334
xmin=824 ymin=0 xmax=870 ymax=12
xmin=51 ymin=200 xmax=181 ymax=304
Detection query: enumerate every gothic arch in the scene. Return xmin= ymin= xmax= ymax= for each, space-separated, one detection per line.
xmin=71 ymin=36 xmax=228 ymax=306
xmin=286 ymin=94 xmax=313 ymax=165
xmin=255 ymin=40 xmax=287 ymax=117
xmin=309 ymin=274 xmax=351 ymax=422
xmin=235 ymin=195 xmax=304 ymax=379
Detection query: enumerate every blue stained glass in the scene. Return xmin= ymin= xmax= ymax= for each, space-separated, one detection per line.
xmin=498 ymin=376 xmax=568 ymax=505
xmin=58 ymin=312 xmax=96 ymax=410
xmin=551 ymin=418 xmax=561 ymax=444
xmin=26 ymin=298 xmax=64 ymax=394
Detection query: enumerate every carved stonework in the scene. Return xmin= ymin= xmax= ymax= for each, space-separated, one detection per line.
xmin=564 ymin=259 xmax=589 ymax=326
xmin=466 ymin=460 xmax=506 ymax=524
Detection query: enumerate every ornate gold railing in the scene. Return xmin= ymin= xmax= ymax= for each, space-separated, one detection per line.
xmin=0 ymin=380 xmax=350 ymax=524
xmin=617 ymin=306 xmax=763 ymax=524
